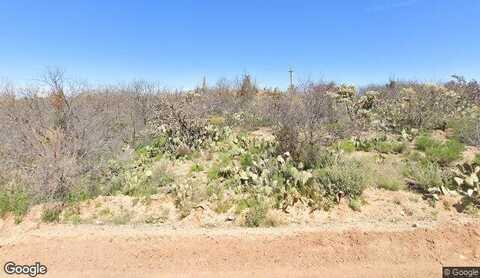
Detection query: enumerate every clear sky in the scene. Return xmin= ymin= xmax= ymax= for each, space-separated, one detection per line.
xmin=0 ymin=0 xmax=478 ymax=89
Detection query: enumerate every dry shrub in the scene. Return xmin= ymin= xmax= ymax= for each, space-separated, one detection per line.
xmin=269 ymin=82 xmax=357 ymax=161
xmin=0 ymin=71 xmax=162 ymax=203
xmin=450 ymin=109 xmax=480 ymax=147
xmin=147 ymin=93 xmax=221 ymax=155
xmin=1 ymin=72 xmax=479 ymax=216
xmin=372 ymin=82 xmax=463 ymax=131
xmin=445 ymin=75 xmax=480 ymax=105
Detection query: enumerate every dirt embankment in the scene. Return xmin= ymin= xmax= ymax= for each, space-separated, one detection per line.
xmin=0 ymin=222 xmax=479 ymax=278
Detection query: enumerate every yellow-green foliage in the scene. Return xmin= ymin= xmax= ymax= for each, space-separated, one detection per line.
xmin=403 ymin=160 xmax=444 ymax=191
xmin=0 ymin=188 xmax=29 ymax=223
xmin=237 ymin=196 xmax=268 ymax=227
xmin=208 ymin=115 xmax=226 ymax=126
xmin=415 ymin=134 xmax=464 ymax=165
xmin=240 ymin=153 xmax=254 ymax=169
xmin=190 ymin=163 xmax=204 ymax=173
xmin=415 ymin=133 xmax=439 ymax=151
xmin=348 ymin=198 xmax=362 ymax=212
xmin=337 ymin=140 xmax=356 ymax=153
xmin=374 ymin=141 xmax=406 ymax=154
xmin=207 ymin=153 xmax=234 ymax=180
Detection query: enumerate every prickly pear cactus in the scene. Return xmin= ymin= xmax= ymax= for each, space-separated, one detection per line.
xmin=454 ymin=162 xmax=480 ymax=207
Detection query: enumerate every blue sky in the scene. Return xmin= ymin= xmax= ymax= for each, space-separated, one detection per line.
xmin=0 ymin=0 xmax=478 ymax=89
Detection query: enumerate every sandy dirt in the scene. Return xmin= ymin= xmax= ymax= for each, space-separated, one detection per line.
xmin=1 ymin=221 xmax=480 ymax=278
xmin=1 ymin=183 xmax=480 ymax=277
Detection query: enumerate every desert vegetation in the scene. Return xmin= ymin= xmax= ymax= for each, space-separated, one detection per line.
xmin=1 ymin=71 xmax=479 ymax=227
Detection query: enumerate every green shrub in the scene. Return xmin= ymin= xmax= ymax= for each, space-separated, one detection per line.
xmin=425 ymin=140 xmax=464 ymax=165
xmin=0 ymin=189 xmax=30 ymax=223
xmin=207 ymin=154 xmax=234 ymax=180
xmin=136 ymin=136 xmax=167 ymax=158
xmin=190 ymin=163 xmax=204 ymax=173
xmin=11 ymin=191 xmax=29 ymax=223
xmin=66 ymin=187 xmax=94 ymax=205
xmin=403 ymin=161 xmax=444 ymax=192
xmin=240 ymin=153 xmax=254 ymax=169
xmin=337 ymin=140 xmax=356 ymax=153
xmin=415 ymin=133 xmax=438 ymax=151
xmin=207 ymin=165 xmax=221 ymax=180
xmin=235 ymin=197 xmax=254 ymax=214
xmin=297 ymin=145 xmax=332 ymax=169
xmin=314 ymin=158 xmax=367 ymax=202
xmin=375 ymin=141 xmax=406 ymax=154
xmin=0 ymin=192 xmax=9 ymax=218
xmin=41 ymin=206 xmax=62 ymax=223
xmin=240 ymin=197 xmax=268 ymax=227
xmin=415 ymin=134 xmax=464 ymax=165
xmin=352 ymin=138 xmax=375 ymax=152
xmin=349 ymin=198 xmax=362 ymax=211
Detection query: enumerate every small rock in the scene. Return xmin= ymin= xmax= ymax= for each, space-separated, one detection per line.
xmin=95 ymin=220 xmax=105 ymax=225
xmin=412 ymin=223 xmax=418 ymax=228
xmin=225 ymin=216 xmax=235 ymax=222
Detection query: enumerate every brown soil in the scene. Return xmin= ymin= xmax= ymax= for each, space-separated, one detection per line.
xmin=1 ymin=222 xmax=479 ymax=278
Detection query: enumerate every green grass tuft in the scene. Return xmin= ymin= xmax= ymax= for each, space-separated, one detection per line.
xmin=0 ymin=189 xmax=30 ymax=224
xmin=348 ymin=198 xmax=362 ymax=212
xmin=337 ymin=140 xmax=356 ymax=153
xmin=415 ymin=134 xmax=464 ymax=165
xmin=190 ymin=163 xmax=204 ymax=173
xmin=375 ymin=141 xmax=406 ymax=154
xmin=240 ymin=153 xmax=254 ymax=169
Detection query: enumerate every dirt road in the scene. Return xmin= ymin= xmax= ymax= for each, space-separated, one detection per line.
xmin=1 ymin=222 xmax=479 ymax=278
